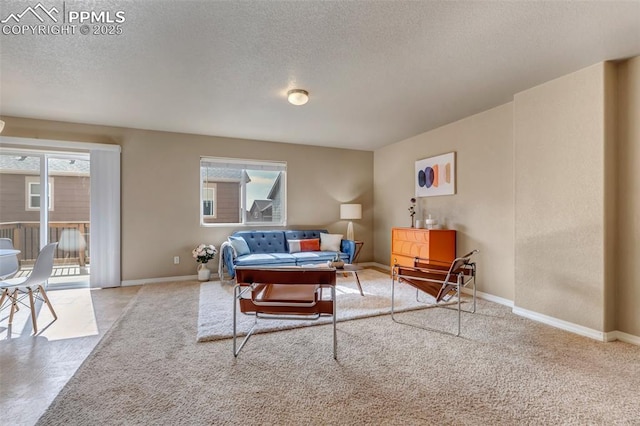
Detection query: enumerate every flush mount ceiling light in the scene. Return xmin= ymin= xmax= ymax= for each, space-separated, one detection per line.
xmin=287 ymin=89 xmax=309 ymax=106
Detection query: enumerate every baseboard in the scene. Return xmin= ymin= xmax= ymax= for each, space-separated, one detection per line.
xmin=359 ymin=262 xmax=390 ymax=270
xmin=606 ymin=331 xmax=640 ymax=345
xmin=462 ymin=288 xmax=514 ymax=308
xmin=513 ymin=305 xmax=608 ymax=342
xmin=121 ymin=273 xmax=220 ymax=287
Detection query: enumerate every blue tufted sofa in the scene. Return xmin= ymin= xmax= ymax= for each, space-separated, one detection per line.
xmin=220 ymin=230 xmax=356 ymax=279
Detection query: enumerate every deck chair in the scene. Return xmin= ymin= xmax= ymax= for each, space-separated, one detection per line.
xmin=0 ymin=242 xmax=59 ymax=334
xmin=0 ymin=238 xmax=20 ymax=280
xmin=233 ymin=266 xmax=337 ymax=359
xmin=58 ymin=228 xmax=87 ymax=267
xmin=391 ymin=250 xmax=478 ymax=336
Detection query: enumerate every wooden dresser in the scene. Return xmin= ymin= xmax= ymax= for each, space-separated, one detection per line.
xmin=390 ymin=227 xmax=456 ymax=267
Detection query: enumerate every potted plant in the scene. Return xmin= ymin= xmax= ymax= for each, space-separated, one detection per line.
xmin=192 ymin=244 xmax=217 ymax=281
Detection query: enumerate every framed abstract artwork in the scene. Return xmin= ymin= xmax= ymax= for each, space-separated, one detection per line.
xmin=415 ymin=152 xmax=456 ymax=197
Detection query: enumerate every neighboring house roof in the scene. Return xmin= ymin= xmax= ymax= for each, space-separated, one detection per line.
xmin=201 ymin=167 xmax=250 ymax=183
xmin=251 ymin=200 xmax=272 ymax=212
xmin=266 ymin=172 xmax=282 ymax=199
xmin=0 ymin=155 xmax=90 ymax=175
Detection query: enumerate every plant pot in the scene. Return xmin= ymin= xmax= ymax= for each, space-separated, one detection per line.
xmin=197 ymin=263 xmax=211 ymax=281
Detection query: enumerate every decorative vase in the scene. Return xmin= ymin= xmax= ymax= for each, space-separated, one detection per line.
xmin=197 ymin=262 xmax=211 ymax=281
xmin=411 ymin=216 xmax=415 ymax=228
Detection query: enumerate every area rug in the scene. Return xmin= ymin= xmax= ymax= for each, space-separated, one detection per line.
xmin=197 ymin=268 xmax=447 ymax=342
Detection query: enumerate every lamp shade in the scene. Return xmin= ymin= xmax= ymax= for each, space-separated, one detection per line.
xmin=0 ymin=120 xmax=4 ymax=134
xmin=341 ymin=204 xmax=361 ymax=241
xmin=340 ymin=204 xmax=362 ymax=220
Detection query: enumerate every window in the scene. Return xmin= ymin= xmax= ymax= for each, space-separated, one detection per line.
xmin=202 ymin=183 xmax=217 ymax=218
xmin=26 ymin=177 xmax=54 ymax=211
xmin=200 ymin=157 xmax=286 ymax=226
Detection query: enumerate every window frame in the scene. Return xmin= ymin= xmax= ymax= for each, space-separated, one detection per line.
xmin=202 ymin=182 xmax=217 ymax=219
xmin=199 ymin=157 xmax=287 ymax=227
xmin=25 ymin=176 xmax=54 ymax=211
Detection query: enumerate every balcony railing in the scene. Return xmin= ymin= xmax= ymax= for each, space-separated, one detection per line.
xmin=0 ymin=221 xmax=90 ymax=265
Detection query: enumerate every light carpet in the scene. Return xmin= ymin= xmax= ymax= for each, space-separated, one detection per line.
xmin=37 ymin=280 xmax=640 ymax=425
xmin=197 ymin=268 xmax=445 ymax=342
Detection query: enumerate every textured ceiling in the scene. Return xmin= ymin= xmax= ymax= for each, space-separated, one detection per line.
xmin=1 ymin=1 xmax=639 ymax=150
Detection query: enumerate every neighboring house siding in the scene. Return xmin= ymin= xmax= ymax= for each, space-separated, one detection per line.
xmin=0 ymin=174 xmax=89 ymax=222
xmin=271 ymin=180 xmax=282 ymax=223
xmin=51 ymin=175 xmax=90 ymax=221
xmin=0 ymin=173 xmax=90 ymax=261
xmin=0 ymin=174 xmax=30 ymax=222
xmin=203 ymin=181 xmax=240 ymax=224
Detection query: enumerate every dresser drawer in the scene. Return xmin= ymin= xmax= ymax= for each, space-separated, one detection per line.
xmin=390 ymin=227 xmax=456 ymax=268
xmin=390 ymin=254 xmax=415 ymax=268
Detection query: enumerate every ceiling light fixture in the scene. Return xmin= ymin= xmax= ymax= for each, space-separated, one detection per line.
xmin=287 ymin=89 xmax=309 ymax=106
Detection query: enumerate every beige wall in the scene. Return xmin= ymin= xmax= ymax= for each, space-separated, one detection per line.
xmin=617 ymin=57 xmax=640 ymax=337
xmin=513 ymin=63 xmax=612 ymax=331
xmin=374 ymin=103 xmax=515 ymax=301
xmin=1 ymin=117 xmax=374 ymax=281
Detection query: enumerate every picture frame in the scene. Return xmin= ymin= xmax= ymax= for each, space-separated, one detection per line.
xmin=415 ymin=152 xmax=456 ymax=197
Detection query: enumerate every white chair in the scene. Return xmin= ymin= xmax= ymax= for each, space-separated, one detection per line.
xmin=58 ymin=228 xmax=87 ymax=267
xmin=0 ymin=242 xmax=58 ymax=334
xmin=0 ymin=238 xmax=20 ymax=280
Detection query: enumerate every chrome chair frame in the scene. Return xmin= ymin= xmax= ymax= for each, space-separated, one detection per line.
xmin=391 ymin=250 xmax=478 ymax=336
xmin=233 ymin=266 xmax=337 ymax=359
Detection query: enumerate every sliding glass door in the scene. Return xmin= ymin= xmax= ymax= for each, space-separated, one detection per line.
xmin=47 ymin=155 xmax=91 ymax=287
xmin=0 ymin=150 xmax=91 ymax=288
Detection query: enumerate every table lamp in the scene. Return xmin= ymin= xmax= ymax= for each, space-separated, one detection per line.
xmin=340 ymin=204 xmax=362 ymax=241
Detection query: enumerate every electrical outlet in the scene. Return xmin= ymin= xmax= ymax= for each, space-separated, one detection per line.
xmin=173 ymin=256 xmax=180 ymax=264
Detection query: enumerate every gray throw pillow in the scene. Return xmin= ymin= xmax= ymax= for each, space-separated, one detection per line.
xmin=228 ymin=236 xmax=250 ymax=256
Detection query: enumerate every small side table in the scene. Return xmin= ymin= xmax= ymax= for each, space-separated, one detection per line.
xmin=352 ymin=241 xmax=364 ymax=264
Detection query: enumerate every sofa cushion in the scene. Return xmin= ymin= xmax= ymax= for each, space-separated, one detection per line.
xmin=320 ymin=233 xmax=343 ymax=252
xmin=234 ymin=253 xmax=296 ymax=266
xmin=285 ymin=230 xmax=325 ymax=241
xmin=269 ymin=253 xmax=300 ymax=262
xmin=291 ymin=251 xmax=349 ymax=263
xmin=288 ymin=238 xmax=320 ymax=253
xmin=232 ymin=231 xmax=288 ymax=254
xmin=228 ymin=236 xmax=251 ymax=256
